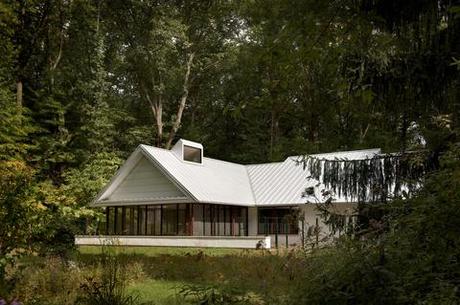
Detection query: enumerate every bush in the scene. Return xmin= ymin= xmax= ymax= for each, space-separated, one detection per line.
xmin=9 ymin=257 xmax=83 ymax=305
xmin=286 ymin=145 xmax=460 ymax=305
xmin=179 ymin=284 xmax=264 ymax=305
xmin=76 ymin=246 xmax=141 ymax=305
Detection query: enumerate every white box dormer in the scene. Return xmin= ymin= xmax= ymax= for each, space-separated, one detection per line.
xmin=171 ymin=139 xmax=203 ymax=164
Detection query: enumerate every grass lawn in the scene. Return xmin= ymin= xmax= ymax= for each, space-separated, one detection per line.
xmin=78 ymin=245 xmax=253 ymax=257
xmin=128 ymin=279 xmax=186 ymax=305
xmin=76 ymin=245 xmax=301 ymax=304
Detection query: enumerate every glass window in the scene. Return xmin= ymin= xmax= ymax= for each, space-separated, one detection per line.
xmin=115 ymin=206 xmax=123 ymax=235
xmin=154 ymin=206 xmax=161 ymax=235
xmin=177 ymin=204 xmax=187 ymax=235
xmin=162 ymin=205 xmax=178 ymax=235
xmin=258 ymin=208 xmax=298 ymax=234
xmin=203 ymin=204 xmax=211 ymax=236
xmin=193 ymin=204 xmax=203 ymax=235
xmin=146 ymin=206 xmax=156 ymax=235
xmin=138 ymin=206 xmax=146 ymax=235
xmin=232 ymin=207 xmax=242 ymax=236
xmin=218 ymin=206 xmax=225 ymax=236
xmin=183 ymin=145 xmax=202 ymax=163
xmin=224 ymin=206 xmax=231 ymax=236
xmin=129 ymin=207 xmax=138 ymax=235
xmin=106 ymin=207 xmax=113 ymax=235
xmin=210 ymin=205 xmax=218 ymax=235
xmin=239 ymin=207 xmax=248 ymax=236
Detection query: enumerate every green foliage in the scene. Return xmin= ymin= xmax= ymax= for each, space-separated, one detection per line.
xmin=0 ymin=0 xmax=459 ymax=303
xmin=0 ymin=155 xmax=119 ymax=286
xmin=9 ymin=257 xmax=83 ymax=305
xmin=0 ymin=161 xmax=37 ymax=279
xmin=288 ymin=144 xmax=460 ymax=305
xmin=63 ymin=152 xmax=122 ymax=207
xmin=179 ymin=284 xmax=260 ymax=305
xmin=77 ymin=247 xmax=140 ymax=305
xmin=0 ymin=105 xmax=34 ymax=160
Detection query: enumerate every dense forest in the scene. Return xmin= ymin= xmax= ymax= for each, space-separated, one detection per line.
xmin=1 ymin=0 xmax=460 ymax=304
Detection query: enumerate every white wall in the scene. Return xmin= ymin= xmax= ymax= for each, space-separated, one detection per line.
xmin=252 ymin=203 xmax=357 ymax=248
xmin=110 ymin=157 xmax=186 ymax=201
xmin=75 ymin=235 xmax=271 ymax=249
xmin=298 ymin=202 xmax=357 ymax=242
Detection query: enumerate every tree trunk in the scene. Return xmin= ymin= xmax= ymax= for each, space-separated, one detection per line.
xmin=270 ymin=109 xmax=275 ymax=159
xmin=165 ymin=52 xmax=195 ymax=149
xmin=16 ymin=81 xmax=23 ymax=108
xmin=155 ymin=97 xmax=163 ymax=147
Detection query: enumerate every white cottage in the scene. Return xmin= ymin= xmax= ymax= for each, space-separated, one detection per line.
xmin=76 ymin=139 xmax=380 ymax=249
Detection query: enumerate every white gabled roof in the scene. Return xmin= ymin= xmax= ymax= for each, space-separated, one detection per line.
xmin=93 ymin=139 xmax=381 ymax=207
xmin=140 ymin=145 xmax=254 ymax=206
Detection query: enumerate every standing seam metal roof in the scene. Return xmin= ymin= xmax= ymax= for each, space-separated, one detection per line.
xmin=113 ymin=143 xmax=382 ymax=206
xmin=94 ymin=139 xmax=381 ymax=206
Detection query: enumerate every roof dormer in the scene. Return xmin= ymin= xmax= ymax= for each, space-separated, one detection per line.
xmin=171 ymin=139 xmax=203 ymax=164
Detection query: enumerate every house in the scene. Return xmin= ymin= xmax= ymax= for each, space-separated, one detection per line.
xmin=75 ymin=139 xmax=381 ymax=249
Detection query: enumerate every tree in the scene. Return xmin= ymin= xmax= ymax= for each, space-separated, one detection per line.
xmin=103 ymin=0 xmax=238 ymax=148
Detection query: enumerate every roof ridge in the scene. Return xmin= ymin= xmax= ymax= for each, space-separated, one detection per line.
xmin=141 ymin=144 xmax=248 ymax=167
xmin=287 ymin=148 xmax=381 ymax=159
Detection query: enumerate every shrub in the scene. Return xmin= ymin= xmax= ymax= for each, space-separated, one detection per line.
xmin=9 ymin=256 xmax=83 ymax=305
xmin=76 ymin=246 xmax=140 ymax=305
xmin=179 ymin=284 xmax=264 ymax=305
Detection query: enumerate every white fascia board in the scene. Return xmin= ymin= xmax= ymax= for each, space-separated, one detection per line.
xmin=94 ymin=197 xmax=194 ymax=207
xmin=197 ymin=201 xmax=255 ymax=207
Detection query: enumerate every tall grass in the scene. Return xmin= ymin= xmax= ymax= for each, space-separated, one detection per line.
xmin=76 ymin=246 xmax=140 ymax=305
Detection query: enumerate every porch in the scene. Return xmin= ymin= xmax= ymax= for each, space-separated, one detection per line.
xmin=84 ymin=203 xmax=302 ymax=249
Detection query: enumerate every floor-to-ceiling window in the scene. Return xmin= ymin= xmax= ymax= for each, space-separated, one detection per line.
xmin=162 ymin=205 xmax=177 ymax=235
xmin=102 ymin=203 xmax=248 ymax=236
xmin=138 ymin=206 xmax=146 ymax=235
xmin=258 ymin=207 xmax=298 ymax=234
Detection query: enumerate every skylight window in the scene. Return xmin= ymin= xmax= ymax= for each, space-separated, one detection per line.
xmin=183 ymin=145 xmax=202 ymax=163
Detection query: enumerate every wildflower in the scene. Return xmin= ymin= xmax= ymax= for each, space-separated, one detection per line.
xmin=0 ymin=299 xmax=6 ymax=305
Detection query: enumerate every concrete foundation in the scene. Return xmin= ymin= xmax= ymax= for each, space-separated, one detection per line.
xmin=75 ymin=235 xmax=271 ymax=249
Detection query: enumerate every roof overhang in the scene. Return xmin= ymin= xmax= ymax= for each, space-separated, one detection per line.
xmin=90 ymin=145 xmax=197 ymax=207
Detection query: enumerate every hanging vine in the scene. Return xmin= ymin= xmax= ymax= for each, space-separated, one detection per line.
xmin=298 ymin=150 xmax=435 ymax=203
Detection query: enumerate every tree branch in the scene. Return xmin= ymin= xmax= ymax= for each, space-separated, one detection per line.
xmin=165 ymin=52 xmax=195 ymax=149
